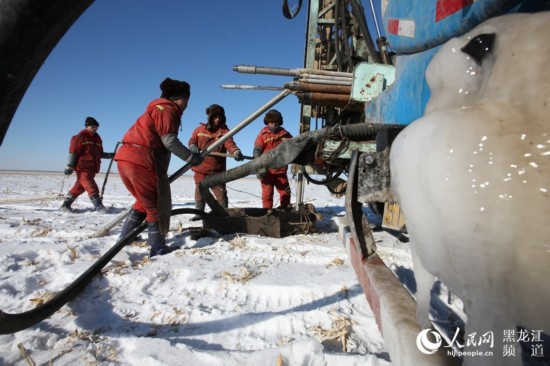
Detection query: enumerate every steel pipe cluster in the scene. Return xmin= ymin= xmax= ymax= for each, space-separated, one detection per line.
xmin=233 ymin=64 xmax=355 ymax=108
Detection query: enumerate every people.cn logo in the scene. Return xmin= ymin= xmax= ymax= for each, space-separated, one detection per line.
xmin=416 ymin=329 xmax=443 ymax=354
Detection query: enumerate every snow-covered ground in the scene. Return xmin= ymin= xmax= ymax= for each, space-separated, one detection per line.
xmin=0 ymin=171 xmax=405 ymax=366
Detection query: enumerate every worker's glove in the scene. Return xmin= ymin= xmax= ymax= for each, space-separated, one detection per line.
xmin=189 ymin=144 xmax=199 ymax=154
xmin=233 ymin=150 xmax=244 ymax=161
xmin=188 ymin=152 xmax=203 ymax=166
xmin=252 ymin=147 xmax=262 ymax=158
xmin=64 ymin=165 xmax=74 ymax=175
xmin=256 ymin=168 xmax=266 ymax=179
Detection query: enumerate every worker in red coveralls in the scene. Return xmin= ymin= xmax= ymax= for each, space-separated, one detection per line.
xmin=188 ymin=104 xmax=244 ymax=220
xmin=114 ymin=78 xmax=202 ymax=257
xmin=253 ymin=109 xmax=293 ymax=210
xmin=61 ymin=117 xmax=114 ymax=212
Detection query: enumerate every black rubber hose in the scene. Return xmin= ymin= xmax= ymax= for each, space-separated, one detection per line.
xmin=300 ymin=165 xmax=343 ymax=185
xmin=282 ymin=0 xmax=302 ymax=19
xmin=0 ymin=207 xmax=199 ymax=335
xmin=200 ymin=123 xmax=405 ymax=216
xmin=0 ymin=0 xmax=95 ymax=145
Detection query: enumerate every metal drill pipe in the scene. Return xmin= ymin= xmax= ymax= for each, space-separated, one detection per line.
xmin=297 ymin=92 xmax=354 ymax=108
xmin=233 ymin=65 xmax=352 ymax=78
xmin=300 ymin=72 xmax=352 ymax=79
xmin=92 ymin=89 xmax=292 ymax=238
xmin=299 ymin=77 xmax=352 ymax=86
xmin=300 ymin=73 xmax=352 ymax=81
xmin=233 ymin=65 xmax=298 ymax=76
xmin=220 ymin=84 xmax=285 ymax=91
xmin=284 ymin=81 xmax=352 ymax=95
xmin=180 ymin=88 xmax=292 ymax=180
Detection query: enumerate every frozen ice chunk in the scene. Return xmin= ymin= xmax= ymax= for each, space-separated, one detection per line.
xmin=390 ymin=12 xmax=550 ymax=366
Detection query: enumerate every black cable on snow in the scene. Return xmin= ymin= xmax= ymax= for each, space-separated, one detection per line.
xmin=0 ymin=208 xmax=201 ymax=335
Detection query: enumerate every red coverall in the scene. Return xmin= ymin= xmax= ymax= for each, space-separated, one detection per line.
xmin=254 ymin=126 xmax=293 ymax=209
xmin=115 ymin=98 xmax=183 ymax=227
xmin=68 ymin=129 xmax=104 ymax=198
xmin=188 ymin=123 xmax=240 ymax=206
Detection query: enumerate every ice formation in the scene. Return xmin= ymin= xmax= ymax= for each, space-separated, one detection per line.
xmin=390 ymin=12 xmax=550 ymax=365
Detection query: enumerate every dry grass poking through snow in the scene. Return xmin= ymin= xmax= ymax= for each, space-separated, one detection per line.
xmin=309 ymin=309 xmax=352 ymax=352
xmin=220 ymin=265 xmax=259 ymax=283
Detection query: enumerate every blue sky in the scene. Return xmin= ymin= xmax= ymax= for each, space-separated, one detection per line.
xmin=0 ymin=0 xmax=311 ymax=173
xmin=0 ymin=0 xmax=385 ymax=174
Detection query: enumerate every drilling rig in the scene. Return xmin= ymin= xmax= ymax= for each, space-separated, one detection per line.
xmin=1 ymin=1 xmax=548 ymax=364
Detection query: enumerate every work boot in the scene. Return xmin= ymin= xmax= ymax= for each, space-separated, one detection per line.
xmin=119 ymin=209 xmax=146 ymax=241
xmin=147 ymin=221 xmax=175 ymax=258
xmin=190 ymin=200 xmax=205 ymax=221
xmin=90 ymin=194 xmax=106 ymax=212
xmin=60 ymin=194 xmax=76 ymax=212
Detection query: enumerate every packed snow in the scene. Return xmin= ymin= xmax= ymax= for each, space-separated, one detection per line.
xmin=390 ymin=12 xmax=550 ymax=366
xmin=0 ymin=171 xmax=400 ymax=365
